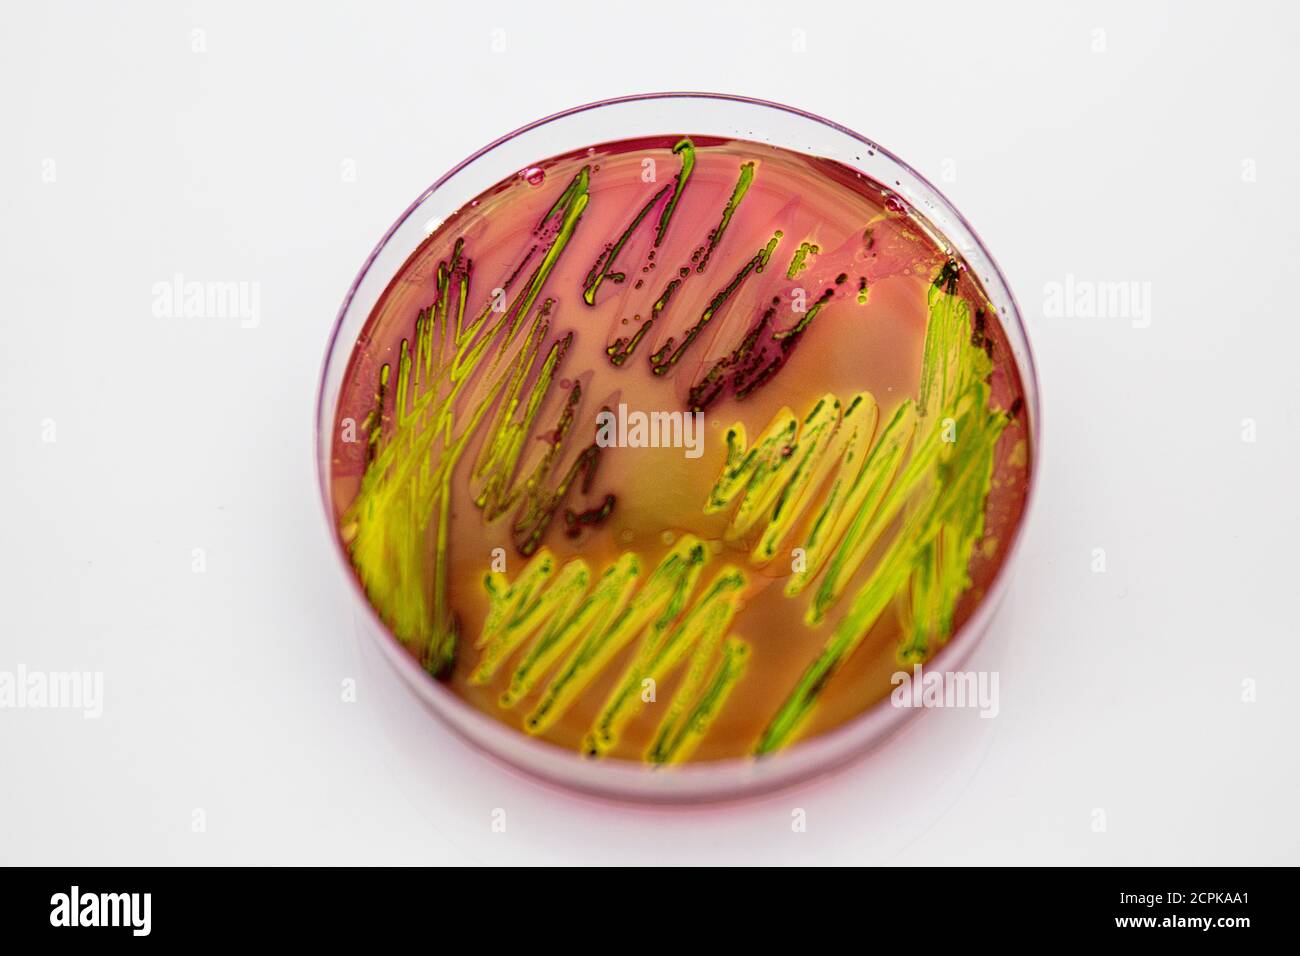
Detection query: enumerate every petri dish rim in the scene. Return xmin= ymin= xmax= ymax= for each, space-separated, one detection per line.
xmin=314 ymin=91 xmax=1043 ymax=803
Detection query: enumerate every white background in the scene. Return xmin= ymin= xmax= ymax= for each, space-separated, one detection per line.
xmin=2 ymin=0 xmax=1297 ymax=865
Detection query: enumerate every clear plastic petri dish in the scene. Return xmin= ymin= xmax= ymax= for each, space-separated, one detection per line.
xmin=315 ymin=92 xmax=1040 ymax=803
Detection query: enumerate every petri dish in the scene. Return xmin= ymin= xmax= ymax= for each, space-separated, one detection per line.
xmin=315 ymin=93 xmax=1040 ymax=802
